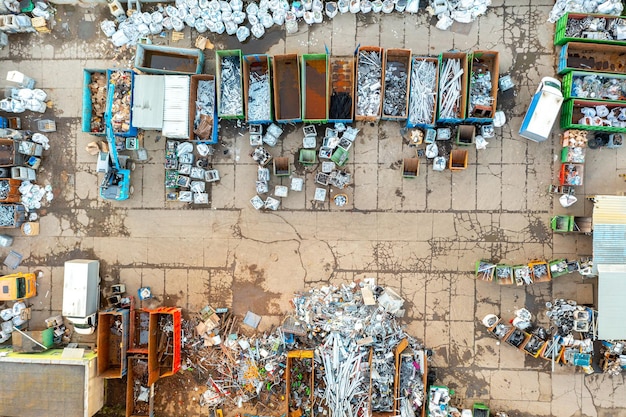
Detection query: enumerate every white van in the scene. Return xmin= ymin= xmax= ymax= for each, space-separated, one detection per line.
xmin=62 ymin=259 xmax=100 ymax=335
xmin=519 ymin=77 xmax=564 ymax=142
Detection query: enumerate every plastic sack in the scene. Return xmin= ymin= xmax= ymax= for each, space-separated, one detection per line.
xmin=100 ymin=20 xmax=116 ymax=37
xmin=475 ymin=134 xmax=488 ymax=150
xmin=425 ymin=142 xmax=438 ymax=158
xmin=435 ymin=14 xmax=454 ymax=30
xmin=32 ymin=133 xmax=50 ymax=150
xmin=251 ymin=23 xmax=265 ymax=38
xmin=236 ymin=25 xmax=250 ymax=42
xmin=0 ymin=308 xmax=13 ymax=321
xmin=405 ymin=0 xmax=418 ymax=13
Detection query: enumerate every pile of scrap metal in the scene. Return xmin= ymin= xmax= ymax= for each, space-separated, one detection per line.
xmin=182 ymin=280 xmax=429 ymax=416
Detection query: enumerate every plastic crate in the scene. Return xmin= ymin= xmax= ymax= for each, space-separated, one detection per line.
xmin=551 ymin=215 xmax=574 ymax=232
xmin=475 ymin=260 xmax=495 ymax=281
xmin=558 ymin=42 xmax=626 ymax=75
xmin=554 ymin=13 xmax=626 ymax=46
xmin=560 ymin=99 xmax=626 ymax=133
xmin=37 ymin=119 xmax=56 ymax=132
xmin=561 ymin=70 xmax=626 ymax=101
xmin=559 ymin=163 xmax=584 ymax=186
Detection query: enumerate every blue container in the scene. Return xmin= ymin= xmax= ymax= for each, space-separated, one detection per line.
xmin=82 ymin=69 xmax=107 ymax=135
xmin=106 ymin=69 xmax=138 ymax=138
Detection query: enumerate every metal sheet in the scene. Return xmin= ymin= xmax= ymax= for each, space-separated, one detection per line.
xmin=597 ymin=264 xmax=626 ymax=340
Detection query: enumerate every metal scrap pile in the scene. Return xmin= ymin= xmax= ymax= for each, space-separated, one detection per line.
xmin=469 ymin=67 xmax=492 ymax=117
xmin=219 ymin=56 xmax=243 ymax=117
xmin=408 ymin=58 xmax=437 ymax=125
xmin=193 ymin=79 xmax=215 ymax=140
xmin=356 ymin=50 xmax=383 ymax=117
xmin=0 ymin=204 xmax=16 ymax=227
xmin=247 ymin=71 xmax=271 ymax=122
xmin=383 ymin=58 xmax=409 ymax=118
xmin=184 ymin=281 xmax=426 ymax=415
xmin=563 ymin=14 xmax=626 ymax=41
xmin=548 ymin=0 xmax=624 ymax=23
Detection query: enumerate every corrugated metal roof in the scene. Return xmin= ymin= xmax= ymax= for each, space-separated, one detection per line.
xmin=132 ymin=75 xmax=165 ymax=130
xmin=162 ymin=75 xmax=190 ymax=139
xmin=593 ymin=195 xmax=626 ymax=225
xmin=597 ymin=264 xmax=626 ymax=340
xmin=592 ymin=196 xmax=626 ymax=274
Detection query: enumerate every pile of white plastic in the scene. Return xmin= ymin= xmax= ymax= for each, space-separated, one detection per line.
xmin=20 ymin=181 xmax=53 ymax=211
xmin=102 ymin=0 xmax=439 ymax=47
xmin=548 ymin=0 xmax=624 ymax=23
xmin=0 ymin=302 xmax=27 ymax=343
xmin=427 ymin=0 xmax=491 ymax=30
xmin=0 ymin=88 xmax=47 ymax=113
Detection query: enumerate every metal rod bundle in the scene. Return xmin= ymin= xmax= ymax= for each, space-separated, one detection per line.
xmin=438 ymin=58 xmax=463 ymax=119
xmin=408 ymin=59 xmax=437 ymax=124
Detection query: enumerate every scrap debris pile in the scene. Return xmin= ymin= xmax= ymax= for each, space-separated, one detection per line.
xmin=219 ymin=56 xmax=244 ymax=117
xmin=578 ymin=104 xmax=626 ymax=128
xmin=183 ymin=282 xmax=428 ymax=416
xmin=408 ymin=58 xmax=437 ymax=125
xmin=571 ymin=73 xmax=626 ymax=101
xmin=247 ymin=65 xmax=272 ymax=122
xmin=563 ymin=14 xmax=626 ymax=41
xmin=383 ymin=56 xmax=409 ymax=118
xmin=356 ymin=50 xmax=383 ymax=118
xmin=109 ymin=70 xmax=133 ymax=134
xmin=249 ymin=123 xmax=358 ymax=211
xmin=165 ymin=139 xmax=220 ymax=204
xmin=192 ymin=78 xmax=216 ymax=141
xmin=468 ymin=64 xmax=492 ymax=118
xmin=427 ymin=0 xmax=491 ymax=31
xmin=87 ymin=72 xmax=107 ymax=133
xmin=482 ymin=297 xmax=626 ymax=375
xmin=548 ymin=0 xmax=624 ymax=23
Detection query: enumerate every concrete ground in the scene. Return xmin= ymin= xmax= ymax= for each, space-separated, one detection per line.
xmin=1 ymin=0 xmax=626 ymax=416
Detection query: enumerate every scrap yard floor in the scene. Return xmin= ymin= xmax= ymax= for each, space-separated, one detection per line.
xmin=2 ymin=1 xmax=626 ymax=416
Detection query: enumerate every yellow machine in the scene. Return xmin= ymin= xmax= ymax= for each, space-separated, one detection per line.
xmin=0 ymin=272 xmax=37 ymax=301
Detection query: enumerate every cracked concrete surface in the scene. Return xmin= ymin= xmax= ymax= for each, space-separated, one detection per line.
xmin=1 ymin=1 xmax=626 ymax=416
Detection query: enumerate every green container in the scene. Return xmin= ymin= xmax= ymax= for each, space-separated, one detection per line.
xmin=473 ymin=403 xmax=490 ymax=417
xmin=554 ymin=13 xmax=626 ymax=46
xmin=561 ymin=99 xmax=626 ymax=133
xmin=495 ymin=264 xmax=513 ymax=285
xmin=330 ymin=147 xmax=349 ymax=166
xmin=551 ymin=215 xmax=574 ymax=232
xmin=562 ymin=70 xmax=626 ymax=101
xmin=475 ymin=260 xmax=495 ymax=281
xmin=298 ymin=149 xmax=317 ymax=165
xmin=549 ymin=259 xmax=570 ymax=278
xmin=216 ymin=49 xmax=245 ymax=119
